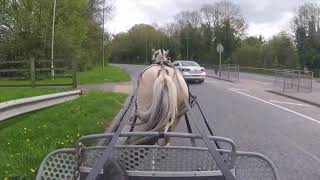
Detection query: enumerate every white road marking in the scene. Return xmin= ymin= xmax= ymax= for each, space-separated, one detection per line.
xmin=255 ymin=77 xmax=274 ymax=81
xmin=255 ymin=80 xmax=272 ymax=85
xmin=285 ymin=135 xmax=320 ymax=164
xmin=232 ymin=88 xmax=251 ymax=92
xmin=205 ymin=80 xmax=222 ymax=83
xmin=269 ymin=100 xmax=313 ymax=107
xmin=229 ymin=88 xmax=320 ymax=125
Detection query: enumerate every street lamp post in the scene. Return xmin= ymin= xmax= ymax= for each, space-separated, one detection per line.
xmin=102 ymin=0 xmax=106 ymax=68
xmin=186 ymin=21 xmax=190 ymax=60
xmin=51 ymin=0 xmax=57 ymax=78
xmin=145 ymin=37 xmax=148 ymax=64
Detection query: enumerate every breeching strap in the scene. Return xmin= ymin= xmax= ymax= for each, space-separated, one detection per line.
xmin=185 ymin=103 xmax=236 ymax=180
xmin=85 ymin=89 xmax=137 ymax=180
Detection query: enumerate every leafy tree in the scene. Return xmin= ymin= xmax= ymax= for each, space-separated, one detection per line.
xmin=0 ymin=0 xmax=114 ymax=71
xmin=232 ymin=36 xmax=263 ymax=67
xmin=110 ymin=24 xmax=176 ymax=64
xmin=262 ymin=32 xmax=299 ymax=68
xmin=200 ymin=0 xmax=247 ymax=62
xmin=292 ymin=2 xmax=320 ymax=71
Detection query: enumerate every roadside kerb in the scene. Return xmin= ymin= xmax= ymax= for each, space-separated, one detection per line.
xmin=266 ymin=90 xmax=320 ymax=108
xmin=206 ymin=75 xmax=234 ymax=82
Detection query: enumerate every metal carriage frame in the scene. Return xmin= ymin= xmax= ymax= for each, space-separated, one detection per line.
xmin=36 ymin=63 xmax=280 ymax=180
xmin=37 ymin=132 xmax=279 ymax=180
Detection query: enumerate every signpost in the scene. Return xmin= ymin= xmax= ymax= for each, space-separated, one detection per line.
xmin=216 ymin=43 xmax=224 ymax=77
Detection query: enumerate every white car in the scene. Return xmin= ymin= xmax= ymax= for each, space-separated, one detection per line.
xmin=173 ymin=60 xmax=206 ymax=82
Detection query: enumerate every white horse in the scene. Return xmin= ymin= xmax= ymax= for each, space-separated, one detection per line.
xmin=126 ymin=49 xmax=189 ymax=145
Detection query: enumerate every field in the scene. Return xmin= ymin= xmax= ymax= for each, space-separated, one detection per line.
xmin=0 ymin=90 xmax=127 ymax=179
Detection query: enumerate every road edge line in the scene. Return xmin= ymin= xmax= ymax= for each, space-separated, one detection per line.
xmin=230 ymin=88 xmax=320 ymax=126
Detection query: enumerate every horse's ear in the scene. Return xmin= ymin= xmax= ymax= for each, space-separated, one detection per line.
xmin=166 ymin=50 xmax=170 ymax=54
xmin=152 ymin=49 xmax=156 ymax=53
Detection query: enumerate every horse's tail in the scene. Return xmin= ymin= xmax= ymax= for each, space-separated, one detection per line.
xmin=137 ymin=69 xmax=178 ymax=133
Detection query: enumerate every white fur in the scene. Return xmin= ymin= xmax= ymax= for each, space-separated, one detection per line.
xmin=126 ymin=49 xmax=189 ymax=145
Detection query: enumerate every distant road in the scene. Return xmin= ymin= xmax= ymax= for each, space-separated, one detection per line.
xmin=113 ymin=64 xmax=320 ymax=180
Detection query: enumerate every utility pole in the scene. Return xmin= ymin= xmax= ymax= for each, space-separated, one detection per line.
xmin=51 ymin=0 xmax=57 ymax=78
xmin=145 ymin=37 xmax=148 ymax=64
xmin=102 ymin=0 xmax=106 ymax=68
xmin=186 ymin=21 xmax=189 ymax=60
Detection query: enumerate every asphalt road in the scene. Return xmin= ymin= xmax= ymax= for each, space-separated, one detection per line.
xmin=113 ymin=64 xmax=320 ymax=180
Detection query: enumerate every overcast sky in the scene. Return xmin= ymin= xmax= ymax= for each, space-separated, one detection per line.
xmin=107 ymin=0 xmax=319 ymax=39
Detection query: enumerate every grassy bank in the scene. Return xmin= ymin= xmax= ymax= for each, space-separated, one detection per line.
xmin=239 ymin=67 xmax=275 ymax=76
xmin=77 ymin=65 xmax=130 ymax=84
xmin=0 ymin=90 xmax=127 ymax=179
xmin=0 ymin=88 xmax=69 ymax=103
xmin=0 ymin=65 xmax=130 ymax=86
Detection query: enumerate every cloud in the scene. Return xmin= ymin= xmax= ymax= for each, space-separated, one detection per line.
xmin=107 ymin=0 xmax=318 ymax=38
xmin=248 ymin=12 xmax=295 ymax=39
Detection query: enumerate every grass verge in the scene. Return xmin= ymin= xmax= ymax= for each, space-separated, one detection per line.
xmin=239 ymin=67 xmax=275 ymax=76
xmin=0 ymin=88 xmax=69 ymax=103
xmin=0 ymin=65 xmax=130 ymax=86
xmin=0 ymin=90 xmax=127 ymax=179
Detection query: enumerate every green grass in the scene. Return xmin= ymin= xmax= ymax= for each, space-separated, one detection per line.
xmin=0 ymin=65 xmax=130 ymax=86
xmin=0 ymin=90 xmax=127 ymax=179
xmin=76 ymin=65 xmax=130 ymax=84
xmin=240 ymin=67 xmax=275 ymax=76
xmin=0 ymin=88 xmax=69 ymax=103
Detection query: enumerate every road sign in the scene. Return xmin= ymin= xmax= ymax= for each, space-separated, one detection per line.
xmin=216 ymin=43 xmax=224 ymax=53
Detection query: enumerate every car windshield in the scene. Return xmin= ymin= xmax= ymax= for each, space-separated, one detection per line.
xmin=181 ymin=61 xmax=199 ymax=67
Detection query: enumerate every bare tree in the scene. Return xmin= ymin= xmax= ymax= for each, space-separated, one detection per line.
xmin=88 ymin=0 xmax=115 ymax=25
xmin=159 ymin=22 xmax=180 ymax=37
xmin=200 ymin=0 xmax=247 ymax=39
xmin=174 ymin=10 xmax=201 ymax=30
xmin=292 ymin=2 xmax=320 ymax=33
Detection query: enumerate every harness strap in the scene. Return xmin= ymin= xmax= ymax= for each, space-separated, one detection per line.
xmin=184 ymin=114 xmax=196 ymax=147
xmin=85 ymin=89 xmax=137 ymax=180
xmin=188 ymin=91 xmax=221 ymax=150
xmin=185 ymin=103 xmax=236 ymax=180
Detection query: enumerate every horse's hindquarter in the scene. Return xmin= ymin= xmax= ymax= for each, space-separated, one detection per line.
xmin=137 ymin=65 xmax=188 ymax=113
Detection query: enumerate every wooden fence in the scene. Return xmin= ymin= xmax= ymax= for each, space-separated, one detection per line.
xmin=0 ymin=59 xmax=77 ymax=88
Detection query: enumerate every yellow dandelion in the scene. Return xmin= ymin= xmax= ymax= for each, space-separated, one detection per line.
xmin=7 ymin=142 xmax=10 ymax=145
xmin=26 ymin=139 xmax=30 ymax=142
xmin=77 ymin=133 xmax=80 ymax=137
xmin=30 ymin=168 xmax=36 ymax=173
xmin=61 ymin=142 xmax=64 ymax=145
xmin=23 ymin=127 xmax=27 ymax=130
xmin=4 ymin=177 xmax=8 ymax=180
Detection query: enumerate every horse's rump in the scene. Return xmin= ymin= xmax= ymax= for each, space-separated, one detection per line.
xmin=126 ymin=65 xmax=188 ymax=145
